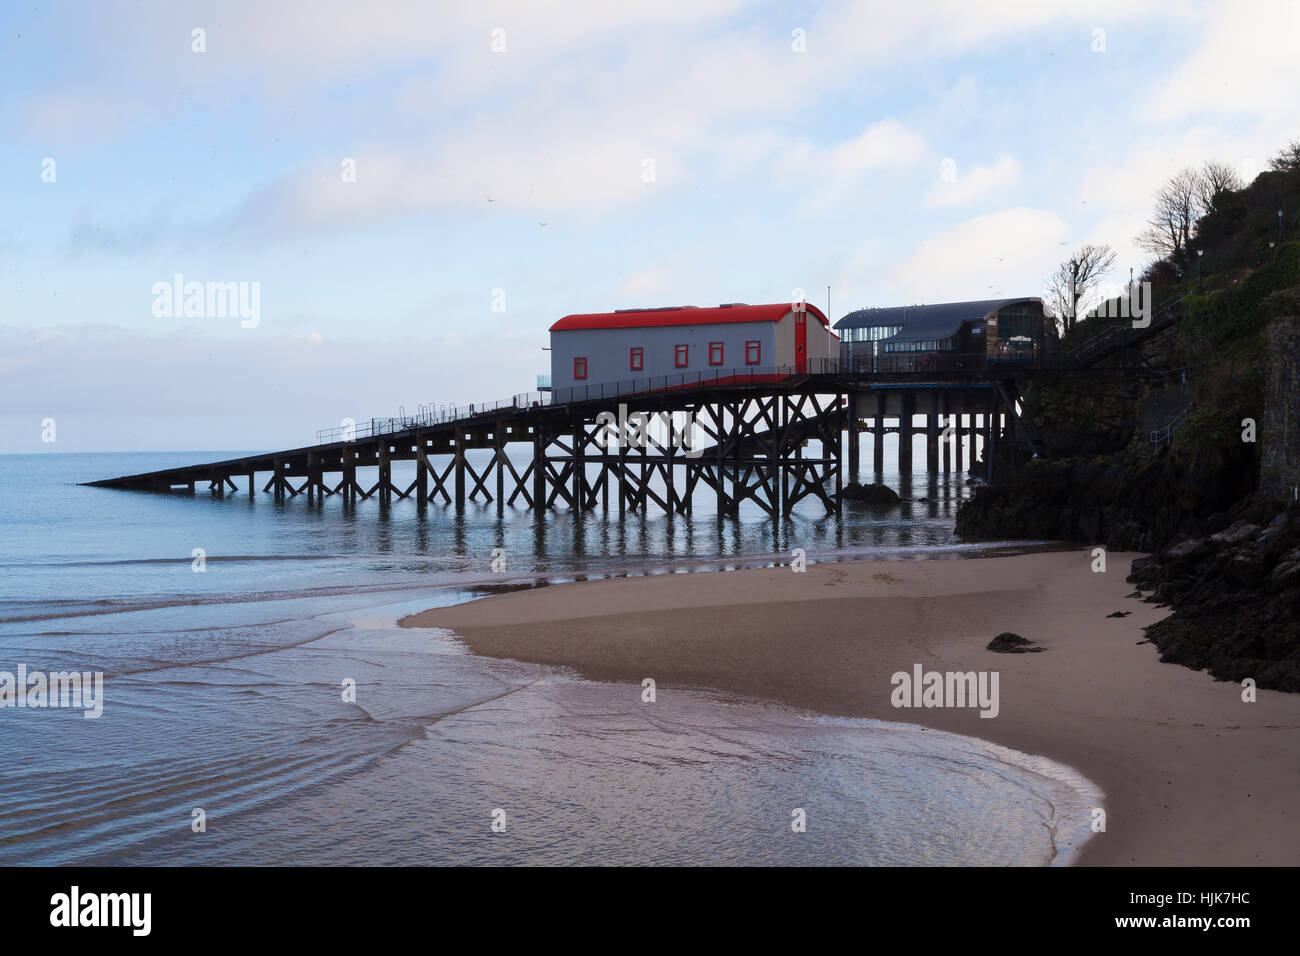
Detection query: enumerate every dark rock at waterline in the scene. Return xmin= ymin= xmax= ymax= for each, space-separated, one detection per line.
xmin=954 ymin=443 xmax=1257 ymax=554
xmin=841 ymin=482 xmax=901 ymax=506
xmin=987 ymin=632 xmax=1043 ymax=653
xmin=1107 ymin=610 xmax=1131 ymax=618
xmin=1124 ymin=516 xmax=1300 ymax=692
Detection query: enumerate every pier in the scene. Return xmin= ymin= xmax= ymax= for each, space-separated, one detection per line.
xmin=85 ymin=359 xmax=1167 ymax=516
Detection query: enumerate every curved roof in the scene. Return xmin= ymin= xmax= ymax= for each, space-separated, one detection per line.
xmin=834 ymin=297 xmax=1040 ymax=341
xmin=551 ymin=302 xmax=830 ymax=332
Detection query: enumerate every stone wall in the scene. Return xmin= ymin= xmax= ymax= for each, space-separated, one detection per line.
xmin=1260 ymin=314 xmax=1300 ymax=503
xmin=1024 ymin=377 xmax=1145 ymax=458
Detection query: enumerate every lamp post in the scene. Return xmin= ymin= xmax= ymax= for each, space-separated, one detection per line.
xmin=1280 ymin=209 xmax=1285 ymax=246
xmin=1196 ymin=249 xmax=1203 ymax=292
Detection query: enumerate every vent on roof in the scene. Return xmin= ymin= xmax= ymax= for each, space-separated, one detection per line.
xmin=613 ymin=305 xmax=698 ymax=313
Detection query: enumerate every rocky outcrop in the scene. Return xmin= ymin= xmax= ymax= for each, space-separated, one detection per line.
xmin=1022 ymin=377 xmax=1146 ymax=458
xmin=987 ymin=632 xmax=1043 ymax=653
xmin=1127 ymin=504 xmax=1300 ymax=691
xmin=954 ymin=442 xmax=1258 ymax=553
xmin=842 ymin=481 xmax=901 ymax=507
xmin=1259 ymin=312 xmax=1300 ymax=502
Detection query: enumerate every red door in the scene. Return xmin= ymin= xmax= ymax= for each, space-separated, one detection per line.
xmin=794 ymin=311 xmax=807 ymax=373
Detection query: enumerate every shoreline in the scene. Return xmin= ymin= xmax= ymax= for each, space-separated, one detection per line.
xmin=401 ymin=548 xmax=1300 ymax=866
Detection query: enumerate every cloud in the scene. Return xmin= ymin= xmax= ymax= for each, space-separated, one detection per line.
xmin=1147 ymin=0 xmax=1300 ymax=123
xmin=20 ymin=91 xmax=149 ymax=142
xmin=233 ymin=128 xmax=687 ymax=229
xmin=925 ymin=155 xmax=1021 ymax=207
xmin=752 ymin=119 xmax=931 ymax=210
xmin=0 ymin=322 xmax=547 ymax=452
xmin=619 ymin=266 xmax=673 ymax=298
xmin=887 ymin=207 xmax=1071 ymax=302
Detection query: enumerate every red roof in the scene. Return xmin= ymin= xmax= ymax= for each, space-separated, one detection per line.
xmin=550 ymin=302 xmax=830 ymax=332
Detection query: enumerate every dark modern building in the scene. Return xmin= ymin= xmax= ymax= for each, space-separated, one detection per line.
xmin=835 ymin=297 xmax=1049 ymax=372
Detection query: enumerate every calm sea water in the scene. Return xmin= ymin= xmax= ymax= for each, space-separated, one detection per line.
xmin=0 ymin=447 xmax=1097 ymax=865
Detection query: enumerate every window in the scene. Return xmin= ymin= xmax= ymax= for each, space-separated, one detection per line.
xmin=629 ymin=347 xmax=643 ymax=371
xmin=745 ymin=340 xmax=761 ymax=365
xmin=996 ymin=306 xmax=1035 ymax=341
xmin=573 ymin=356 xmax=587 ymax=380
xmin=708 ymin=342 xmax=724 ymax=365
xmin=674 ymin=344 xmax=689 ymax=368
xmin=843 ymin=324 xmax=902 ymax=343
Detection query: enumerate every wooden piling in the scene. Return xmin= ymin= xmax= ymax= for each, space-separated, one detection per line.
xmin=847 ymin=396 xmax=860 ymax=481
xmin=926 ymin=390 xmax=939 ymax=473
xmin=941 ymin=392 xmax=951 ymax=474
xmin=985 ymin=391 xmax=997 ymax=484
xmin=955 ymin=393 xmax=965 ymax=473
xmin=533 ymin=426 xmax=546 ymax=512
xmin=378 ymin=442 xmax=391 ymax=506
xmin=453 ymin=428 xmax=465 ymax=511
xmin=416 ymin=437 xmax=428 ymax=506
xmin=899 ymin=393 xmax=913 ymax=474
xmin=873 ymin=391 xmax=885 ymax=474
xmin=494 ymin=425 xmax=505 ymax=515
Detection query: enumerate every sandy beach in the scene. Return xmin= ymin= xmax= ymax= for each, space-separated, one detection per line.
xmin=402 ymin=549 xmax=1300 ymax=866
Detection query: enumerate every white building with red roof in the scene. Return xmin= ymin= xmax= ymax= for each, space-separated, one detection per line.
xmin=547 ymin=302 xmax=837 ymax=400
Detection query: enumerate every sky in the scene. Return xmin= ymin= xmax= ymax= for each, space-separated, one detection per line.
xmin=2 ymin=0 xmax=1298 ymax=452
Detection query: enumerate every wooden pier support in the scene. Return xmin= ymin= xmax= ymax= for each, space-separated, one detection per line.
xmin=533 ymin=427 xmax=546 ymax=512
xmin=416 ymin=437 xmax=428 ymax=506
xmin=941 ymin=392 xmax=951 ymax=474
xmin=955 ymin=394 xmax=965 ymax=474
xmin=494 ymin=425 xmax=506 ymax=515
xmin=873 ymin=391 xmax=885 ymax=474
xmin=572 ymin=416 xmax=585 ymax=513
xmin=899 ymin=393 xmax=914 ymax=474
xmin=378 ymin=442 xmax=391 ymax=506
xmin=454 ymin=428 xmax=466 ymax=512
xmin=926 ymin=391 xmax=939 ymax=473
xmin=89 ymin=382 xmax=846 ymax=517
xmin=343 ymin=454 xmax=356 ymax=503
xmin=985 ymin=391 xmax=998 ymax=484
xmin=847 ymin=416 xmax=860 ymax=480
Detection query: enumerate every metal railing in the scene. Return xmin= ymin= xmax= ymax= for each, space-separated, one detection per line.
xmin=1067 ymin=297 xmax=1181 ymax=365
xmin=1150 ymin=412 xmax=1188 ymax=449
xmin=311 ymin=341 xmax=1141 ymax=446
xmin=315 ymin=391 xmax=552 ymax=444
xmin=839 ymin=349 xmax=1043 ymax=375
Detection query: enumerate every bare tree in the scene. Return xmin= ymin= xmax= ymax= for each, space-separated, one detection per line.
xmin=1196 ymin=160 xmax=1245 ymax=211
xmin=1046 ymin=243 xmax=1118 ymax=334
xmin=1270 ymin=140 xmax=1300 ymax=173
xmin=1136 ymin=161 xmax=1245 ymax=276
xmin=1136 ymin=167 xmax=1202 ymax=276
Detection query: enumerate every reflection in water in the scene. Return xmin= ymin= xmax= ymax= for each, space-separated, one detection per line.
xmin=0 ymin=599 xmax=1097 ymax=867
xmin=0 ymin=449 xmax=1078 ymax=867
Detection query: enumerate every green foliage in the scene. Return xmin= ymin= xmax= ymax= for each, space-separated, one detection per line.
xmin=1180 ymin=358 xmax=1265 ymax=454
xmin=1176 ymin=243 xmax=1300 ymax=360
xmin=1193 ymin=167 xmax=1300 ymax=271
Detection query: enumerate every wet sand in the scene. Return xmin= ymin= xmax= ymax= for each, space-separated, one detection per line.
xmin=401 ymin=549 xmax=1300 ymax=866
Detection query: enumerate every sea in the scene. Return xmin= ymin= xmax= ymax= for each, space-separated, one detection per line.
xmin=0 ymin=447 xmax=1100 ymax=866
